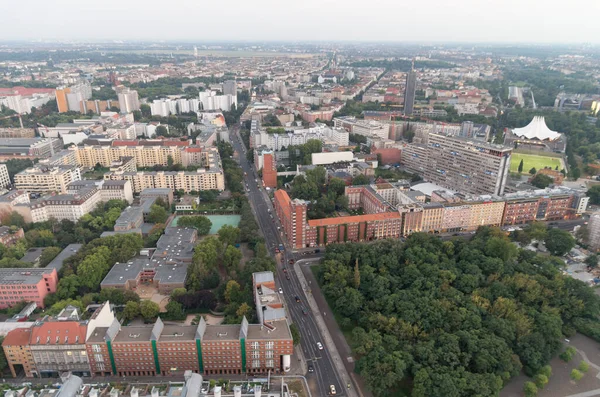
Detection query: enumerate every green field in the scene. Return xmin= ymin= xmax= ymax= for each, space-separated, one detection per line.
xmin=510 ymin=153 xmax=565 ymax=174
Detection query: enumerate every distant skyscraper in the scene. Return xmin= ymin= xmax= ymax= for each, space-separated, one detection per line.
xmin=223 ymin=80 xmax=237 ymax=97
xmin=404 ymin=61 xmax=417 ymax=116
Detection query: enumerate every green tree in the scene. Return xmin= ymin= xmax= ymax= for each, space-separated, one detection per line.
xmin=569 ymin=167 xmax=581 ymax=180
xmin=147 ymin=204 xmax=169 ymax=224
xmin=56 ymin=275 xmax=80 ymax=300
xmin=587 ymin=185 xmax=600 ymax=205
xmin=236 ymin=302 xmax=252 ymax=318
xmin=544 ymin=228 xmax=575 ymax=256
xmin=518 ymin=159 xmax=524 ymax=173
xmin=290 ymin=323 xmax=301 ymax=346
xmin=579 ymin=361 xmax=590 ymax=373
xmin=122 ymin=301 xmax=140 ymax=322
xmin=165 ymin=300 xmax=186 ymax=321
xmin=538 ymin=365 xmax=552 ymax=379
xmin=155 ymin=125 xmax=168 ymax=136
xmin=140 ymin=300 xmax=160 ymax=321
xmin=193 ymin=237 xmax=221 ymax=270
xmin=329 ymin=177 xmax=347 ymax=197
xmin=352 ymin=174 xmax=370 ymax=185
xmin=523 ymin=381 xmax=538 ymax=397
xmin=76 ymin=246 xmax=111 ymax=290
xmin=529 ymin=167 xmax=537 ymax=175
xmin=224 ymin=280 xmax=242 ymax=303
xmin=585 ymin=254 xmax=599 ymax=269
xmin=533 ymin=374 xmax=548 ymax=389
xmin=47 ymin=299 xmax=84 ymax=316
xmin=218 ymin=225 xmax=240 ymax=247
xmin=177 ymin=216 xmax=212 ymax=235
xmin=223 ymin=245 xmax=242 ymax=271
xmin=530 ymin=174 xmax=554 ymax=189
xmin=39 ymin=246 xmax=62 ymax=267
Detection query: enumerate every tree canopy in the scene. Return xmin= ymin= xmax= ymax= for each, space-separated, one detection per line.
xmin=316 ymin=227 xmax=600 ymax=396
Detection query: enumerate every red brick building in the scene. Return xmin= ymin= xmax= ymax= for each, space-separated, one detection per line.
xmin=262 ymin=153 xmax=277 ymax=188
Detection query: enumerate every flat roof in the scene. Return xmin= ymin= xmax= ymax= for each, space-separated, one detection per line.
xmin=46 ymin=244 xmax=83 ymax=271
xmin=201 ymin=325 xmax=241 ymax=341
xmin=20 ymin=248 xmax=45 ymax=263
xmin=158 ymin=325 xmax=198 ymax=342
xmin=113 ymin=326 xmax=153 ymax=342
xmin=247 ymin=320 xmax=291 ymax=340
xmin=101 ymin=257 xmax=188 ymax=287
xmin=307 ymin=211 xmax=401 ymax=227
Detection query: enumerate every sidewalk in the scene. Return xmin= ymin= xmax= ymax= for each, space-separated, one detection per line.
xmin=294 ymin=260 xmax=361 ymax=397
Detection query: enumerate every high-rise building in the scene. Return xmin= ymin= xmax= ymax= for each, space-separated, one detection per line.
xmin=223 ymin=80 xmax=237 ymax=97
xmin=403 ymin=62 xmax=417 ymax=116
xmin=56 ymin=82 xmax=92 ymax=113
xmin=0 ymin=163 xmax=10 ymax=188
xmin=588 ymin=213 xmax=600 ymax=251
xmin=14 ymin=165 xmax=81 ymax=193
xmin=402 ymin=133 xmax=512 ymax=196
xmin=117 ymin=87 xmax=140 ymax=113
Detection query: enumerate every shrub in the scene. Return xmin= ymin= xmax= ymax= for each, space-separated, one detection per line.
xmin=523 ymin=381 xmax=538 ymax=397
xmin=538 ymin=365 xmax=552 ymax=378
xmin=560 ymin=346 xmax=577 ymax=362
xmin=533 ymin=374 xmax=548 ymax=389
xmin=571 ymin=369 xmax=584 ymax=381
xmin=579 ymin=361 xmax=590 ymax=373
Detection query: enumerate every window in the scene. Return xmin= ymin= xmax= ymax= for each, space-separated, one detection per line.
xmin=266 ymin=359 xmax=274 ymax=368
xmin=252 ymin=359 xmax=260 ymax=368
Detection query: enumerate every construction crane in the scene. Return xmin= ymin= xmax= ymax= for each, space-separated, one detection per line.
xmin=0 ymin=113 xmax=24 ymax=129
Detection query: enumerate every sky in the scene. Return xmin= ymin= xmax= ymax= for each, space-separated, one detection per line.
xmin=2 ymin=0 xmax=600 ymax=43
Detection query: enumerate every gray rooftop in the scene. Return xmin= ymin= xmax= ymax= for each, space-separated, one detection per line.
xmin=201 ymin=325 xmax=241 ymax=341
xmin=101 ymin=257 xmax=188 ymax=287
xmin=46 ymin=244 xmax=83 ymax=272
xmin=253 ymin=271 xmax=275 ymax=285
xmin=114 ymin=206 xmax=143 ymax=227
xmin=20 ymin=248 xmax=46 ymax=264
xmin=247 ymin=320 xmax=292 ymax=340
xmin=0 ymin=268 xmax=56 ymax=285
xmin=113 ymin=326 xmax=154 ymax=343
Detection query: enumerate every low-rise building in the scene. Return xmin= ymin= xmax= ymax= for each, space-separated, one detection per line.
xmin=0 ymin=226 xmax=24 ymax=246
xmin=0 ymin=267 xmax=58 ymax=309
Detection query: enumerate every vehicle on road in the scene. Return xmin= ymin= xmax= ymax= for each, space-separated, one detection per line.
xmin=302 ymin=308 xmax=308 ymax=315
xmin=286 ymin=274 xmax=290 ymax=280
xmin=288 ymin=259 xmax=295 ymax=264
xmin=295 ymin=296 xmax=301 ymax=302
xmin=308 ymin=364 xmax=314 ymax=373
xmin=317 ymin=342 xmax=323 ymax=350
xmin=278 ymin=287 xmax=283 ymax=294
xmin=329 ymin=385 xmax=336 ymax=395
xmin=283 ymin=267 xmax=287 ymax=273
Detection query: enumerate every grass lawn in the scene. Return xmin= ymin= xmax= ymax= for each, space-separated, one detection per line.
xmin=510 ymin=153 xmax=565 ymax=174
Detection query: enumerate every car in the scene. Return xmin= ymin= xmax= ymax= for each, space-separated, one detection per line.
xmin=329 ymin=385 xmax=336 ymax=395
xmin=295 ymin=296 xmax=301 ymax=302
xmin=315 ymin=249 xmax=321 ymax=253
xmin=308 ymin=364 xmax=314 ymax=373
xmin=286 ymin=274 xmax=290 ymax=280
xmin=278 ymin=287 xmax=283 ymax=294
xmin=288 ymin=259 xmax=295 ymax=264
xmin=302 ymin=307 xmax=308 ymax=315
xmin=317 ymin=342 xmax=323 ymax=350
xmin=283 ymin=267 xmax=287 ymax=273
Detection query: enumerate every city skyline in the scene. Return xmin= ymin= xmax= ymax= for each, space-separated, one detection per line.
xmin=2 ymin=0 xmax=598 ymax=43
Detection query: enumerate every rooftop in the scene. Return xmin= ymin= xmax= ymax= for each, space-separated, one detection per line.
xmin=0 ymin=268 xmax=56 ymax=285
xmin=20 ymin=247 xmax=46 ymax=264
xmin=307 ymin=211 xmax=401 ymax=227
xmin=113 ymin=326 xmax=154 ymax=343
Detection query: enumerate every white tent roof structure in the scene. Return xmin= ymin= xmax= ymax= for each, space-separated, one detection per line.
xmin=512 ymin=116 xmax=561 ymax=141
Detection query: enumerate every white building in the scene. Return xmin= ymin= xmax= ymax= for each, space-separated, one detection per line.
xmin=311 ymin=151 xmax=354 ymax=165
xmin=117 ymin=87 xmax=140 ymax=113
xmin=199 ymin=91 xmax=237 ymax=112
xmin=0 ymin=164 xmax=10 ymax=189
xmin=14 ymin=166 xmax=81 ymax=194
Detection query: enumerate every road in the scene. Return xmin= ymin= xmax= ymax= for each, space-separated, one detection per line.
xmin=229 ymin=126 xmax=353 ymax=397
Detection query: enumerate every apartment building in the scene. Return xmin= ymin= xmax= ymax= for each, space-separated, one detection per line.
xmin=402 ymin=133 xmax=512 ymax=196
xmin=0 ymin=163 xmax=11 ymax=188
xmin=116 ymin=86 xmax=140 ymax=113
xmin=0 ymin=128 xmax=36 ymax=138
xmin=0 ymin=226 xmax=25 ymax=246
xmin=14 ymin=166 xmax=81 ymax=194
xmin=104 ymin=168 xmax=225 ymax=194
xmin=274 ymin=190 xmax=308 ymax=249
xmin=252 ymin=124 xmax=349 ymax=151
xmin=589 ymin=213 xmax=600 ymax=251
xmin=254 ymin=150 xmax=277 ymax=188
xmin=56 ymin=82 xmax=92 ymax=113
xmin=0 ymin=268 xmax=58 ymax=309
xmin=334 ymin=116 xmax=389 ymax=139
xmin=3 ymin=328 xmax=36 ymax=377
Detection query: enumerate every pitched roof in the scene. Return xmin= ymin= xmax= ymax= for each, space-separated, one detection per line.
xmin=30 ymin=321 xmax=87 ymax=345
xmin=2 ymin=327 xmax=32 ymax=346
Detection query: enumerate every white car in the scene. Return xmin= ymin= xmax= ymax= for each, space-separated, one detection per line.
xmin=278 ymin=287 xmax=283 ymax=294
xmin=317 ymin=342 xmax=323 ymax=350
xmin=330 ymin=385 xmax=336 ymax=395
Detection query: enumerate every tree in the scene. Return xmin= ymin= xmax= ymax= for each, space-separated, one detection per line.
xmin=518 ymin=159 xmax=524 ymax=173
xmin=530 ymin=174 xmax=554 ymax=189
xmin=147 ymin=204 xmax=169 ymax=224
xmin=193 ymin=237 xmax=221 ymax=270
xmin=122 ymin=301 xmax=140 ymax=322
xmin=236 ymin=302 xmax=251 ymax=318
xmin=218 ymin=225 xmax=240 ymax=247
xmin=529 ymin=167 xmax=537 ymax=175
xmin=544 ymin=228 xmax=575 ymax=256
xmin=329 ymin=178 xmax=347 ymax=197
xmin=352 ymin=174 xmax=370 ymax=185
xmin=39 ymin=246 xmax=62 ymax=267
xmin=167 ymin=155 xmax=174 ymax=167
xmin=7 ymin=212 xmax=26 ymax=228
xmin=177 ymin=216 xmax=212 ymax=235
xmin=587 ymin=185 xmax=600 ymax=205
xmin=56 ymin=275 xmax=80 ymax=300
xmin=0 ymin=336 xmax=7 ymax=372
xmin=76 ymin=246 xmax=111 ymax=290
xmin=165 ymin=300 xmax=186 ymax=321
xmin=579 ymin=361 xmax=590 ymax=373
xmin=47 ymin=299 xmax=84 ymax=316
xmin=155 ymin=125 xmax=168 ymax=136
xmin=585 ymin=254 xmax=599 ymax=269
xmin=569 ymin=167 xmax=581 ymax=180
xmin=290 ymin=323 xmax=301 ymax=346
xmin=523 ymin=381 xmax=538 ymax=397
xmin=224 ymin=280 xmax=242 ymax=303
xmin=140 ymin=300 xmax=160 ymax=321
xmin=223 ymin=245 xmax=243 ymax=271
xmin=533 ymin=374 xmax=548 ymax=389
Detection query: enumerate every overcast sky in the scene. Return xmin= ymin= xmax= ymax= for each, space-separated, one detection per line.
xmin=2 ymin=0 xmax=599 ymax=43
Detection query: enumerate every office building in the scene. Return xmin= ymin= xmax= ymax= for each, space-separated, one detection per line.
xmin=14 ymin=165 xmax=81 ymax=194
xmin=403 ymin=65 xmax=417 ymax=116
xmin=0 ymin=267 xmax=58 ymax=309
xmin=116 ymin=86 xmax=140 ymax=113
xmin=402 ymin=133 xmax=512 ymax=196
xmin=56 ymin=82 xmax=92 ymax=113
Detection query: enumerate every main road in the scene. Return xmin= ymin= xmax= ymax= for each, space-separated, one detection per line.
xmin=228 ymin=126 xmax=354 ymax=397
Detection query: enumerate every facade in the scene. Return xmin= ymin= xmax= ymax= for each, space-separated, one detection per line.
xmin=3 ymin=328 xmax=36 ymax=377
xmin=402 ymin=133 xmax=512 ymax=196
xmin=14 ymin=166 xmax=81 ymax=194
xmin=589 ymin=213 xmax=600 ymax=251
xmin=56 ymin=83 xmax=92 ymax=113
xmin=260 ymin=152 xmax=277 ymax=189
xmin=0 ymin=268 xmax=58 ymax=309
xmin=104 ymin=168 xmax=225 ymax=194
xmin=0 ymin=138 xmax=62 ymax=159
xmin=0 ymin=226 xmax=25 ymax=246
xmin=0 ymin=163 xmax=11 ymax=188
xmin=116 ymin=87 xmax=140 ymax=113
xmin=252 ymin=124 xmax=349 ymax=151
xmin=404 ymin=68 xmax=417 ymax=115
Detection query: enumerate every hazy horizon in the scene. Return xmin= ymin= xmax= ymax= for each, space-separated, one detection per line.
xmin=3 ymin=0 xmax=599 ymax=44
